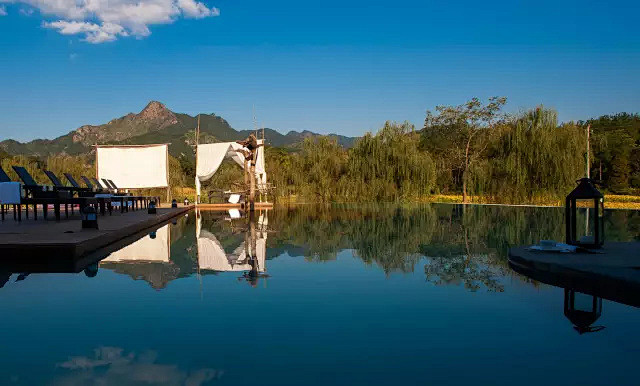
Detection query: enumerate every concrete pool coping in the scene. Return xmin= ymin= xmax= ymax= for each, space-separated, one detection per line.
xmin=509 ymin=242 xmax=640 ymax=307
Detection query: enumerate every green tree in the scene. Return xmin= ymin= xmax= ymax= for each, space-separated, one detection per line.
xmin=422 ymin=96 xmax=507 ymax=202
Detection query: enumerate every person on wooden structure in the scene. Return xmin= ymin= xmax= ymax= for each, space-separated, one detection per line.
xmin=236 ymin=134 xmax=263 ymax=160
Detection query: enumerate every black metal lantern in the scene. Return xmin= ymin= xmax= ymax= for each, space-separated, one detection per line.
xmin=81 ymin=205 xmax=98 ymax=229
xmin=171 ymin=199 xmax=178 ymax=208
xmin=83 ymin=263 xmax=99 ymax=277
xmin=148 ymin=200 xmax=157 ymax=214
xmin=565 ymin=178 xmax=604 ymax=249
xmin=564 ymin=289 xmax=604 ymax=334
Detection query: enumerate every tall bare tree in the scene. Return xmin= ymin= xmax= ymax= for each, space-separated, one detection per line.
xmin=422 ymin=97 xmax=507 ymax=202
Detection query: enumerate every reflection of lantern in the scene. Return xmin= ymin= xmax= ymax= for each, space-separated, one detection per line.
xmin=171 ymin=199 xmax=178 ymax=208
xmin=565 ymin=178 xmax=604 ymax=248
xmin=564 ymin=289 xmax=604 ymax=334
xmin=148 ymin=200 xmax=157 ymax=214
xmin=81 ymin=206 xmax=98 ymax=229
xmin=184 ymin=197 xmax=189 ymax=206
xmin=84 ymin=263 xmax=99 ymax=277
xmin=149 ymin=231 xmax=157 ymax=239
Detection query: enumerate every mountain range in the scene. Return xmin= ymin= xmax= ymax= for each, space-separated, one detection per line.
xmin=0 ymin=101 xmax=357 ymax=158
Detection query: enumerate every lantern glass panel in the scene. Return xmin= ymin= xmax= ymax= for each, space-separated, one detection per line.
xmin=572 ymin=291 xmax=597 ymax=313
xmin=574 ymin=198 xmax=598 ymax=245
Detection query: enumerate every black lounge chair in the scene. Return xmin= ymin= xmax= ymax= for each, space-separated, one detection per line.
xmin=99 ymin=178 xmax=152 ymax=210
xmin=105 ymin=179 xmax=157 ymax=209
xmin=43 ymin=170 xmax=113 ymax=216
xmin=80 ymin=176 xmax=103 ymax=192
xmin=11 ymin=166 xmax=97 ymax=221
xmin=82 ymin=176 xmax=144 ymax=212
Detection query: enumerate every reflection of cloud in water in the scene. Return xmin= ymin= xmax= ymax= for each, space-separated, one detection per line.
xmin=54 ymin=347 xmax=222 ymax=385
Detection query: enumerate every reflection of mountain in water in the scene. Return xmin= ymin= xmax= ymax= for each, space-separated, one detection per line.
xmin=99 ymin=214 xmax=200 ymax=289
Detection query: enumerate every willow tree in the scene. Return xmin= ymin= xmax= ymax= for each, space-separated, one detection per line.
xmin=294 ymin=137 xmax=348 ymax=202
xmin=422 ymin=97 xmax=507 ymax=202
xmin=347 ymin=121 xmax=435 ymax=201
xmin=485 ymin=106 xmax=585 ymax=202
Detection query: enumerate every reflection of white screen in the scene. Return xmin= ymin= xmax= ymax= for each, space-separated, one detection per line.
xmin=97 ymin=145 xmax=168 ymax=188
xmin=103 ymin=225 xmax=170 ymax=262
xmin=197 ymin=231 xmax=266 ymax=272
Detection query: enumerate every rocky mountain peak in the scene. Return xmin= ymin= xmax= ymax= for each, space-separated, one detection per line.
xmin=137 ymin=101 xmax=176 ymax=124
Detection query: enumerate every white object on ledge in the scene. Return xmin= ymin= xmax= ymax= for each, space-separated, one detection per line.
xmin=228 ymin=194 xmax=241 ymax=204
xmin=0 ymin=182 xmax=22 ymax=204
xmin=528 ymin=240 xmax=577 ymax=253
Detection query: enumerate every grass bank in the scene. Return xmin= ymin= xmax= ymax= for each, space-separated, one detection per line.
xmin=422 ymin=194 xmax=640 ymax=210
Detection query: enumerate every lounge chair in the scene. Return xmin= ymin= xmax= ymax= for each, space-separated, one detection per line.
xmin=106 ymin=179 xmax=158 ymax=208
xmin=100 ymin=178 xmax=153 ymax=210
xmin=11 ymin=166 xmax=97 ymax=221
xmin=82 ymin=176 xmax=145 ymax=212
xmin=43 ymin=170 xmax=113 ymax=216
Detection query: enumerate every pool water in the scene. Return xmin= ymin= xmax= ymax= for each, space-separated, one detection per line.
xmin=0 ymin=204 xmax=639 ymax=385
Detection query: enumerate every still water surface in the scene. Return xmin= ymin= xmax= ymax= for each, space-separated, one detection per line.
xmin=0 ymin=204 xmax=639 ymax=385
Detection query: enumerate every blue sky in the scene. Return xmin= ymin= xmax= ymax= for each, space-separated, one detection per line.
xmin=0 ymin=0 xmax=639 ymax=141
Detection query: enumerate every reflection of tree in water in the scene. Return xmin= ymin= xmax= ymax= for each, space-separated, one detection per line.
xmin=268 ymin=204 xmax=640 ymax=290
xmin=53 ymin=346 xmax=222 ymax=385
xmin=98 ymin=204 xmax=639 ymax=291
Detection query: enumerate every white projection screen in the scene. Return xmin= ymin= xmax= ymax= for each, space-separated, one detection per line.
xmin=96 ymin=144 xmax=169 ymax=189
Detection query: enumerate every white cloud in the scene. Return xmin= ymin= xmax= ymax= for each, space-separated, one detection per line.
xmin=0 ymin=6 xmax=7 ymax=16
xmin=19 ymin=7 xmax=34 ymax=16
xmin=4 ymin=0 xmax=219 ymax=42
xmin=54 ymin=347 xmax=223 ymax=386
xmin=44 ymin=20 xmax=129 ymax=43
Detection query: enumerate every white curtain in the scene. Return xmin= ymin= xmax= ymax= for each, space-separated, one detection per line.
xmin=196 ymin=214 xmax=267 ymax=272
xmin=195 ymin=142 xmax=245 ymax=198
xmin=195 ymin=140 xmax=268 ymax=198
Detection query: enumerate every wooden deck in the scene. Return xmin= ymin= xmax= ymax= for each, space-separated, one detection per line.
xmin=509 ymin=242 xmax=640 ymax=307
xmin=0 ymin=205 xmax=193 ymax=271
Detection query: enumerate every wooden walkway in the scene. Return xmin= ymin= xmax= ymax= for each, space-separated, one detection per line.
xmin=509 ymin=242 xmax=640 ymax=307
xmin=0 ymin=206 xmax=192 ymax=271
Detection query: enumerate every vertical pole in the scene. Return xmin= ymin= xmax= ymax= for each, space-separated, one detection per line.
xmin=244 ymin=159 xmax=250 ymax=208
xmin=586 ymin=124 xmax=591 ymax=178
xmin=250 ymin=210 xmax=257 ymax=275
xmin=95 ymin=145 xmax=99 ymax=179
xmin=195 ymin=114 xmax=200 ymax=204
xmin=599 ymin=160 xmax=602 ymax=181
xmin=585 ymin=124 xmax=591 ymax=237
xmin=250 ymin=153 xmax=256 ymax=212
xmin=166 ymin=145 xmax=170 ymax=205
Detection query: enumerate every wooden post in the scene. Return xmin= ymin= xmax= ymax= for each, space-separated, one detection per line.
xmin=586 ymin=124 xmax=591 ymax=178
xmin=250 ymin=210 xmax=257 ymax=275
xmin=249 ymin=149 xmax=256 ymax=212
xmin=244 ymin=159 xmax=250 ymax=208
xmin=195 ymin=114 xmax=200 ymax=204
